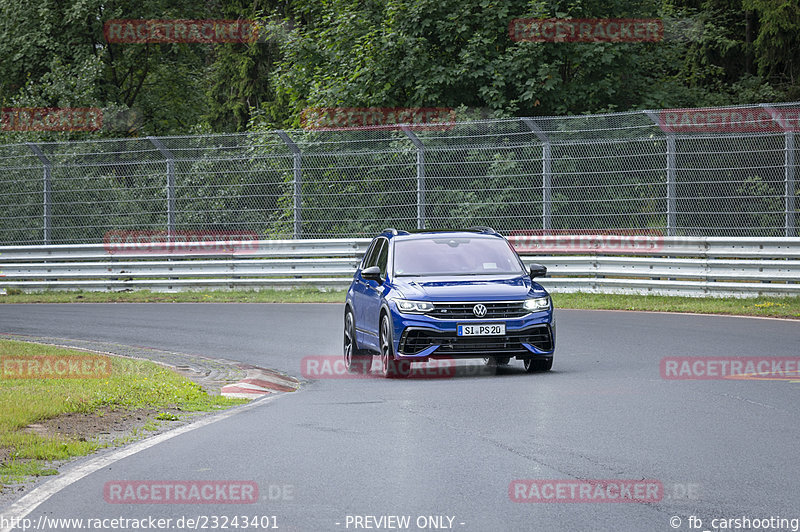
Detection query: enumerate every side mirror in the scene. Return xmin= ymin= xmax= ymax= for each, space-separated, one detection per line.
xmin=529 ymin=264 xmax=547 ymax=278
xmin=361 ymin=265 xmax=382 ymax=282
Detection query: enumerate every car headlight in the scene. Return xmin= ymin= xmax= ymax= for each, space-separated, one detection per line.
xmin=396 ymin=300 xmax=435 ymax=313
xmin=523 ymin=297 xmax=551 ymax=311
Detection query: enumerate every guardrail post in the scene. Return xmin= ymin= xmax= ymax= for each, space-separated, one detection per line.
xmin=276 ymin=131 xmax=302 ymax=238
xmin=26 ymin=143 xmax=51 ymax=244
xmin=645 ymin=111 xmax=676 ymax=236
xmin=147 ymin=137 xmax=176 ymax=237
xmin=522 ymin=118 xmax=551 ymax=230
xmin=401 ymin=126 xmax=426 ymax=229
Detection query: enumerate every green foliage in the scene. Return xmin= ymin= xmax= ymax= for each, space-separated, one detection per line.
xmin=204 ymin=2 xmax=293 ymax=132
xmin=742 ymin=0 xmax=800 ymax=89
xmin=1 ymin=0 xmax=215 ymax=141
xmin=0 ymin=0 xmax=796 ymax=138
xmin=268 ymin=0 xmax=795 ymax=120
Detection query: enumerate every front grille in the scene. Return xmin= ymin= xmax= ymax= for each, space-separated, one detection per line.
xmin=399 ymin=325 xmax=553 ymax=356
xmin=427 ymin=301 xmax=529 ymax=320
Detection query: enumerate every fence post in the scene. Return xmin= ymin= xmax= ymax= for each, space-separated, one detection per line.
xmin=787 ymin=131 xmax=796 ymax=237
xmin=666 ymin=135 xmax=677 ymax=237
xmin=401 ymin=126 xmax=426 ymax=229
xmin=760 ymin=104 xmax=797 ymax=237
xmin=645 ymin=111 xmax=676 ymax=236
xmin=26 ymin=143 xmax=51 ymax=244
xmin=522 ymin=118 xmax=551 ymax=230
xmin=276 ymin=131 xmax=302 ymax=239
xmin=147 ymin=137 xmax=176 ymax=237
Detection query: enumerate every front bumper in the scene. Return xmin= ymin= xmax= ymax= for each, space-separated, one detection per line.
xmin=391 ymin=307 xmax=555 ymax=360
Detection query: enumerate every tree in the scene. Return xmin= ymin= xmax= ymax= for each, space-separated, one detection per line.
xmin=743 ymin=0 xmax=800 ymax=90
xmin=0 ymin=0 xmax=211 ymax=140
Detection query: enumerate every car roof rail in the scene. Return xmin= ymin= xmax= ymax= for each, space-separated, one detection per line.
xmin=406 ymin=228 xmax=463 ymax=234
xmin=465 ymin=226 xmax=499 ymax=235
xmin=402 ymin=227 xmax=499 ymax=235
xmin=382 ymin=228 xmax=410 ymax=236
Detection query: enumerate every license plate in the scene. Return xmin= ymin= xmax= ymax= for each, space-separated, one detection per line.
xmin=457 ymin=323 xmax=506 ymax=336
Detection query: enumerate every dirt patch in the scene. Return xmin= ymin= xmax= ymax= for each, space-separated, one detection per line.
xmin=0 ymin=336 xmax=265 ymax=507
xmin=0 ymin=408 xmax=193 ymax=505
xmin=0 ymin=477 xmax=28 ymax=499
xmin=21 ymin=407 xmax=182 ymax=446
xmin=0 ymin=447 xmax=10 ymax=467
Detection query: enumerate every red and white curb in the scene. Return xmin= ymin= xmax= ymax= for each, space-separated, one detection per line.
xmin=221 ymin=364 xmax=300 ymax=399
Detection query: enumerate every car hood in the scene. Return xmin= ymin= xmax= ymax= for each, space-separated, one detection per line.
xmin=392 ymin=275 xmax=547 ymax=302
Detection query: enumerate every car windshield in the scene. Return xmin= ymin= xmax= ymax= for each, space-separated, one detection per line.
xmin=393 ymin=236 xmax=525 ymax=276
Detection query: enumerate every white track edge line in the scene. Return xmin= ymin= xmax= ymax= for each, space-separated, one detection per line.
xmin=0 ymin=393 xmax=285 ymax=532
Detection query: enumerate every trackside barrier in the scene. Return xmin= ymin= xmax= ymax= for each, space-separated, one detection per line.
xmin=1 ymin=237 xmax=799 ymax=297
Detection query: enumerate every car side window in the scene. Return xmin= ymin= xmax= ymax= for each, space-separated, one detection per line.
xmin=377 ymin=239 xmax=389 ymax=278
xmin=368 ymin=239 xmax=386 ymax=270
xmin=362 ymin=239 xmax=381 ymax=269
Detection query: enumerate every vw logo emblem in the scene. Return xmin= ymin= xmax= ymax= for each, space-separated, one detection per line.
xmin=472 ymin=304 xmax=487 ymax=318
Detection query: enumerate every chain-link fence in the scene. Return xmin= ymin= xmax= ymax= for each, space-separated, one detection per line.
xmin=1 ymin=102 xmax=798 ymax=245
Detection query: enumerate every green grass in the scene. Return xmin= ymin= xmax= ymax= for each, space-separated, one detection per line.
xmin=551 ymin=293 xmax=800 ymax=319
xmin=0 ymin=340 xmax=245 ymax=488
xmin=0 ymin=288 xmax=344 ymax=304
xmin=1 ymin=289 xmax=799 ymax=319
xmin=142 ymin=420 xmax=161 ymax=432
xmin=0 ymin=460 xmax=57 ymax=485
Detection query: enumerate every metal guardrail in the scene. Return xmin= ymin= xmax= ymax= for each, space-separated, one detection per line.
xmin=1 ymin=237 xmax=799 ymax=297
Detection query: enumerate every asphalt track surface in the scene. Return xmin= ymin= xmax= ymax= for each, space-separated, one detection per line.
xmin=0 ymin=303 xmax=799 ymax=532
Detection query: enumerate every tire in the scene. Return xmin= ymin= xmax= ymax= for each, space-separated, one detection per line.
xmin=344 ymin=310 xmax=372 ymax=374
xmin=524 ymin=357 xmax=553 ymax=373
xmin=483 ymin=357 xmax=510 ymax=366
xmin=379 ymin=314 xmax=411 ymax=378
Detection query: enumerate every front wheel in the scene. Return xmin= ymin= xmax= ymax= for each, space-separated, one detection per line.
xmin=380 ymin=314 xmax=410 ymax=378
xmin=524 ymin=357 xmax=553 ymax=373
xmin=344 ymin=310 xmax=372 ymax=373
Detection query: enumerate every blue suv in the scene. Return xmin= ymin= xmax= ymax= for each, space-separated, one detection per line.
xmin=344 ymin=228 xmax=555 ymax=378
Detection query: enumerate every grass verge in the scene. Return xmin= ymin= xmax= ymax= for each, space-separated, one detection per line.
xmin=1 ymin=289 xmax=799 ymax=319
xmin=551 ymin=292 xmax=800 ymax=319
xmin=1 ymin=288 xmax=344 ymax=304
xmin=0 ymin=340 xmax=245 ymax=490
